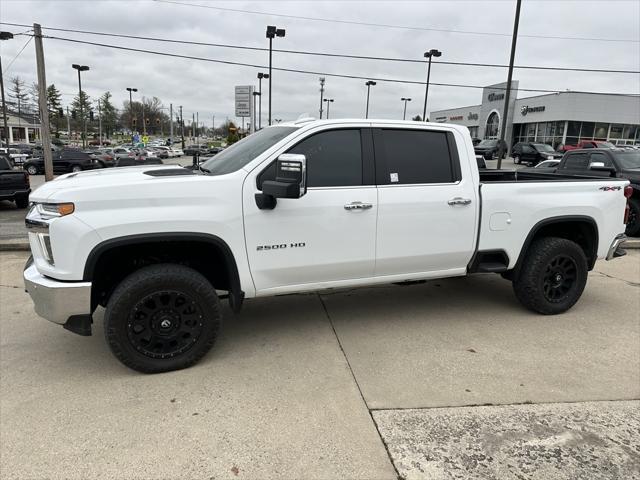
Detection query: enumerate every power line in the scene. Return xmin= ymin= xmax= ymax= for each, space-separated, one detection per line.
xmin=41 ymin=35 xmax=640 ymax=97
xmin=1 ymin=21 xmax=637 ymax=74
xmin=2 ymin=35 xmax=33 ymax=76
xmin=153 ymin=0 xmax=640 ymax=44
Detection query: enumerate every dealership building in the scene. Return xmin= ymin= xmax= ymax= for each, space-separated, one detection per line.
xmin=431 ymin=81 xmax=640 ymax=149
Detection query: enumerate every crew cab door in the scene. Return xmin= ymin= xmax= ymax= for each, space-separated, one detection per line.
xmin=373 ymin=127 xmax=478 ymax=277
xmin=243 ymin=127 xmax=377 ymax=293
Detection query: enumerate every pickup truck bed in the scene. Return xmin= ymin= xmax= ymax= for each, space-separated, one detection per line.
xmin=0 ymin=156 xmax=30 ymax=208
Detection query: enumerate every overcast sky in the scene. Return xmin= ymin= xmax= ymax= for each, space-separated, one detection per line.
xmin=1 ymin=0 xmax=639 ymax=129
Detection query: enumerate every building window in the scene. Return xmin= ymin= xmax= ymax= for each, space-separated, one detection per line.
xmin=594 ymin=123 xmax=608 ymax=140
xmin=485 ymin=112 xmax=500 ymax=139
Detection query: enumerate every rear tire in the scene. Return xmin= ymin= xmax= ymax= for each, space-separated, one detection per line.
xmin=71 ymin=165 xmax=82 ymax=172
xmin=104 ymin=264 xmax=221 ymax=373
xmin=26 ymin=165 xmax=38 ymax=175
xmin=512 ymin=237 xmax=588 ymax=315
xmin=15 ymin=196 xmax=29 ymax=209
xmin=625 ymin=197 xmax=640 ymax=237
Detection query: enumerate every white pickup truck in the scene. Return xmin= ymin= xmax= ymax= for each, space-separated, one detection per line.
xmin=23 ymin=119 xmax=631 ymax=373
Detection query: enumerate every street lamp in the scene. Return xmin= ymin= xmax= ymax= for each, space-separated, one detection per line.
xmin=257 ymin=72 xmax=269 ymax=129
xmin=323 ymin=98 xmax=334 ymax=119
xmin=266 ymin=25 xmax=285 ymax=126
xmin=126 ymin=87 xmax=137 ymax=144
xmin=72 ymin=64 xmax=90 ymax=148
xmin=252 ymin=91 xmax=260 ymax=132
xmin=257 ymin=73 xmax=269 ymax=129
xmin=319 ymin=77 xmax=325 ymax=119
xmin=422 ymin=49 xmax=441 ymax=121
xmin=401 ymin=97 xmax=412 ymax=120
xmin=0 ymin=31 xmax=14 ymax=147
xmin=365 ymin=81 xmax=376 ymax=119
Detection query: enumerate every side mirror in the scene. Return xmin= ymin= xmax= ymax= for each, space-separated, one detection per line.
xmin=262 ymin=154 xmax=307 ymax=199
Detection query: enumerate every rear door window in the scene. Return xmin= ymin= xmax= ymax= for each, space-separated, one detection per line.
xmin=376 ymin=129 xmax=457 ymax=185
xmin=563 ymin=153 xmax=589 ymax=170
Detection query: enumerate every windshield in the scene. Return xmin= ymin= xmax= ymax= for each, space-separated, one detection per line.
xmin=201 ymin=126 xmax=298 ymax=175
xmin=614 ymin=152 xmax=640 ymax=169
xmin=478 ymin=140 xmax=498 ymax=147
xmin=533 ymin=143 xmax=555 ymax=153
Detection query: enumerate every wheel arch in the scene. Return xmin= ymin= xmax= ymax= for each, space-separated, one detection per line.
xmin=84 ymin=232 xmax=244 ymax=312
xmin=514 ymin=215 xmax=599 ymax=274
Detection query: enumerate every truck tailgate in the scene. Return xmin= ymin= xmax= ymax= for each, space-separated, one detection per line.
xmin=0 ymin=171 xmax=28 ymax=195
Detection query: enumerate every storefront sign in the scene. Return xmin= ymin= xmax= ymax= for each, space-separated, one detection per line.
xmin=488 ymin=92 xmax=505 ymax=102
xmin=520 ymin=105 xmax=546 ymax=116
xmin=449 ymin=115 xmax=463 ymax=121
xmin=468 ymin=112 xmax=478 ymax=120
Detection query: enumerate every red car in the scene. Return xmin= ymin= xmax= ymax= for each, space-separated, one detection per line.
xmin=559 ymin=140 xmax=616 ymax=152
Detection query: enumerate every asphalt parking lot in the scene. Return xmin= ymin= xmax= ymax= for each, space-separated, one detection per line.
xmin=1 ymin=249 xmax=638 ymax=479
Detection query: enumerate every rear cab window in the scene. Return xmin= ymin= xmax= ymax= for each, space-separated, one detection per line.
xmin=373 ymin=128 xmax=460 ymax=185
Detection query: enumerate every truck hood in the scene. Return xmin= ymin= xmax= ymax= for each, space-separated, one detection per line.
xmin=30 ymin=165 xmax=192 ymax=201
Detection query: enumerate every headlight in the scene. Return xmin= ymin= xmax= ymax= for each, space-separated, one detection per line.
xmin=34 ymin=202 xmax=75 ymax=219
xmin=546 ymin=155 xmax=553 ymax=160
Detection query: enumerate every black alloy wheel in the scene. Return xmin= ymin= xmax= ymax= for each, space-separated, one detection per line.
xmin=542 ymin=255 xmax=577 ymax=303
xmin=127 ymin=290 xmax=204 ymax=359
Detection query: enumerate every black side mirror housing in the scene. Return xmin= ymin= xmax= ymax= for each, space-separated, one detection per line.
xmin=257 ymin=154 xmax=307 ymax=209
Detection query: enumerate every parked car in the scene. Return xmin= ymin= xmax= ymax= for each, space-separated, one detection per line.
xmin=553 ymin=148 xmax=640 ymax=236
xmin=10 ymin=143 xmax=34 ymax=155
xmin=112 ymin=147 xmax=134 ymax=160
xmin=0 ymin=147 xmax=29 ymax=166
xmin=85 ymin=148 xmax=116 ymax=167
xmin=170 ymin=147 xmax=184 ymax=157
xmin=89 ymin=139 xmax=111 ymax=146
xmin=114 ymin=155 xmax=164 ymax=167
xmin=512 ymin=142 xmax=563 ymax=166
xmin=23 ymin=120 xmax=630 ymax=373
xmin=0 ymin=155 xmax=30 ymax=208
xmin=149 ymin=147 xmax=170 ymax=159
xmin=208 ymin=146 xmax=225 ymax=155
xmin=559 ymin=140 xmax=616 ymax=152
xmin=183 ymin=144 xmax=209 ymax=156
xmin=474 ymin=139 xmax=505 ymax=160
xmin=23 ymin=149 xmax=99 ymax=175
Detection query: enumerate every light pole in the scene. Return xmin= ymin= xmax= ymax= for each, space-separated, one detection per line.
xmin=319 ymin=77 xmax=325 ymax=119
xmin=401 ymin=97 xmax=412 ymax=120
xmin=126 ymin=87 xmax=137 ymax=144
xmin=252 ymin=91 xmax=260 ymax=132
xmin=266 ymin=25 xmax=285 ymax=126
xmin=323 ymin=98 xmax=334 ymax=119
xmin=72 ymin=64 xmax=89 ymax=148
xmin=179 ymin=105 xmax=185 ymax=150
xmin=422 ymin=49 xmax=441 ymax=122
xmin=365 ymin=81 xmax=376 ymax=119
xmin=0 ymin=31 xmax=13 ymax=147
xmin=257 ymin=72 xmax=269 ymax=129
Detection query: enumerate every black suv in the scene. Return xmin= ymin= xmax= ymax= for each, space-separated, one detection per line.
xmin=555 ymin=148 xmax=640 ymax=236
xmin=23 ymin=149 xmax=98 ymax=175
xmin=474 ymin=139 xmax=506 ymax=160
xmin=512 ymin=142 xmax=563 ymax=166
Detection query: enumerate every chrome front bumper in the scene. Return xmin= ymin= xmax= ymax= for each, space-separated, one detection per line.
xmin=606 ymin=234 xmax=627 ymax=261
xmin=23 ymin=259 xmax=92 ymax=325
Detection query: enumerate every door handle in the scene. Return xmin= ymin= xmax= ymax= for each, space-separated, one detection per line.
xmin=344 ymin=202 xmax=373 ymax=210
xmin=448 ymin=197 xmax=472 ymax=206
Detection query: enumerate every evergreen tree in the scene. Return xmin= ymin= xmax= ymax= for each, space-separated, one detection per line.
xmin=71 ymin=90 xmax=92 ymax=138
xmin=99 ymin=92 xmax=117 ymax=138
xmin=46 ymin=84 xmax=63 ymax=136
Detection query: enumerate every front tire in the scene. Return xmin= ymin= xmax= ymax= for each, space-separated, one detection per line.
xmin=71 ymin=165 xmax=82 ymax=172
xmin=15 ymin=195 xmax=29 ymax=209
xmin=625 ymin=197 xmax=640 ymax=237
xmin=512 ymin=237 xmax=588 ymax=315
xmin=104 ymin=264 xmax=221 ymax=373
xmin=26 ymin=165 xmax=38 ymax=175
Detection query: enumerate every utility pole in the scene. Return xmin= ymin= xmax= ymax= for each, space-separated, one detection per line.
xmin=212 ymin=114 xmax=215 ymax=137
xmin=66 ymin=106 xmax=70 ymax=141
xmin=179 ymin=105 xmax=184 ymax=150
xmin=33 ymin=24 xmax=54 ymax=181
xmin=266 ymin=26 xmax=285 ymax=126
xmin=497 ymin=0 xmax=522 ymax=170
xmin=365 ymin=81 xmax=376 ymax=119
xmin=196 ymin=111 xmax=199 ymax=145
xmin=0 ymin=31 xmax=12 ymax=146
xmin=142 ymin=101 xmax=146 ymax=136
xmin=169 ymin=103 xmax=173 ymax=141
xmin=319 ymin=77 xmax=325 ymax=119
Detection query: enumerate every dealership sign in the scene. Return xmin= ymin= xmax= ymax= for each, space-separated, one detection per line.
xmin=520 ymin=105 xmax=546 ymax=116
xmin=488 ymin=92 xmax=505 ymax=102
xmin=235 ymin=85 xmax=253 ymax=117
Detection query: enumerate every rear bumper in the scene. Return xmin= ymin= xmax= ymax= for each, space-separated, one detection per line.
xmin=606 ymin=234 xmax=627 ymax=261
xmin=0 ymin=188 xmax=30 ymax=200
xmin=23 ymin=258 xmax=92 ymax=326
